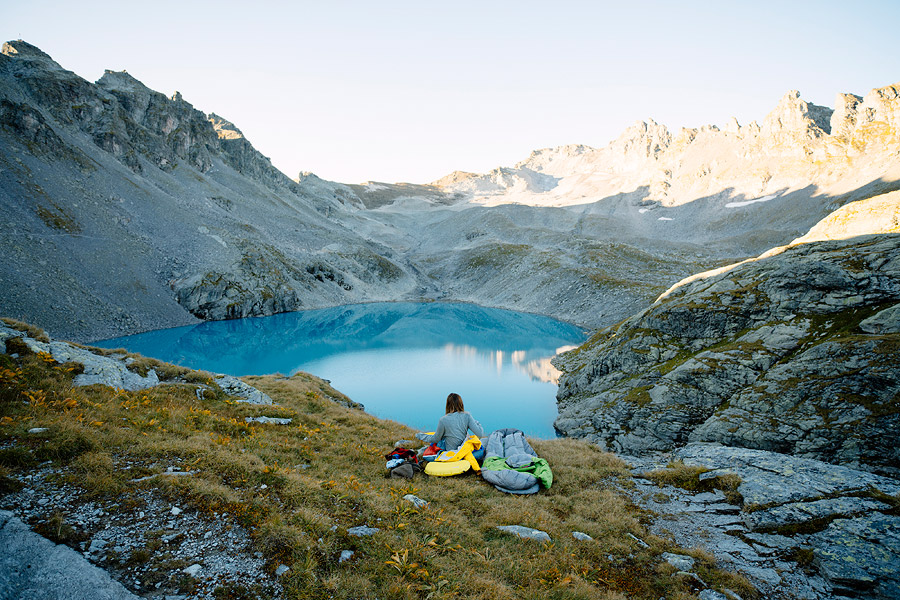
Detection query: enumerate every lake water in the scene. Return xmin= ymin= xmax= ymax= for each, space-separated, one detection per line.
xmin=95 ymin=302 xmax=587 ymax=439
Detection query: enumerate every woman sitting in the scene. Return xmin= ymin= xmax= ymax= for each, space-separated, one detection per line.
xmin=416 ymin=392 xmax=486 ymax=461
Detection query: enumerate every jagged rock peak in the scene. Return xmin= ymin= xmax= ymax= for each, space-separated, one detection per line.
xmin=860 ymin=81 xmax=900 ymax=130
xmin=430 ymin=170 xmax=479 ymax=187
xmin=762 ymin=89 xmax=833 ymax=137
xmin=1 ymin=39 xmax=53 ymax=60
xmin=209 ymin=113 xmax=244 ymax=140
xmin=523 ymin=144 xmax=595 ymax=161
xmin=611 ymin=118 xmax=672 ymax=159
xmin=96 ymin=69 xmax=150 ymax=92
xmin=830 ymin=92 xmax=863 ymax=138
xmin=296 ymin=171 xmax=325 ymax=184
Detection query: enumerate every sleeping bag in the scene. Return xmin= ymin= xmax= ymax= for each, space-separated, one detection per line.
xmin=481 ymin=428 xmax=552 ymax=494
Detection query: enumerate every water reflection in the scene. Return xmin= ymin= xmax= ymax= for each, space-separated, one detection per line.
xmin=96 ymin=302 xmax=587 ymax=438
xmin=443 ymin=344 xmax=578 ymax=384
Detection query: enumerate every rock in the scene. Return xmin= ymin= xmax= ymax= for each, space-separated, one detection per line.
xmin=27 ymin=428 xmax=48 ymax=434
xmin=743 ymin=532 xmax=802 ymax=551
xmin=496 ymin=525 xmax=551 ymax=542
xmin=625 ymin=532 xmax=649 ymax=547
xmin=738 ymin=565 xmax=781 ymax=586
xmin=674 ymin=443 xmax=900 ymax=507
xmin=181 ymin=564 xmax=201 ymax=577
xmin=244 ymin=416 xmax=292 ymax=425
xmin=809 ymin=512 xmax=900 ymax=598
xmin=698 ymin=591 xmax=728 ymax=600
xmin=0 ymin=510 xmax=139 ymax=599
xmin=339 ymin=550 xmax=354 ymax=563
xmin=170 ymin=507 xmax=182 ymax=516
xmin=402 ymin=494 xmax=428 ymax=509
xmin=215 ymin=376 xmax=273 ymax=405
xmin=675 ymin=571 xmax=706 ymax=587
xmin=661 ymin=552 xmax=695 ymax=571
xmin=347 ymin=526 xmax=379 ymax=537
xmin=859 ymin=303 xmax=900 ymax=334
xmin=572 ymin=531 xmax=593 ymax=541
xmin=745 ymin=496 xmax=891 ymax=531
xmin=49 ymin=341 xmax=159 ymax=391
xmin=274 ymin=564 xmax=290 ymax=577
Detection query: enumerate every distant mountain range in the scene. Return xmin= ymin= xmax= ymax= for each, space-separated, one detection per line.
xmin=1 ymin=39 xmax=898 ymax=344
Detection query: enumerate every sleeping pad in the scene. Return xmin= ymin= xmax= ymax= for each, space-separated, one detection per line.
xmin=424 ymin=435 xmax=482 ymax=476
xmin=481 ymin=428 xmax=552 ymax=494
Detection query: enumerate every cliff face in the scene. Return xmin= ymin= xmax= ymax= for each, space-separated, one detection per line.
xmin=554 ymin=195 xmax=900 ymax=476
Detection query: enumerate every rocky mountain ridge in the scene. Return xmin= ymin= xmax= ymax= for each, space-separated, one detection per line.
xmin=433 ymin=84 xmax=900 ymax=210
xmin=1 ymin=39 xmax=898 ymax=347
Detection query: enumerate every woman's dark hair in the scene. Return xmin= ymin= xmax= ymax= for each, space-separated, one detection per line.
xmin=445 ymin=393 xmax=464 ymax=414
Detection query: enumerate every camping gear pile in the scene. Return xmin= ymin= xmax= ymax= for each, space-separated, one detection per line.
xmin=386 ymin=428 xmax=553 ymax=493
xmin=384 ymin=447 xmax=423 ymax=479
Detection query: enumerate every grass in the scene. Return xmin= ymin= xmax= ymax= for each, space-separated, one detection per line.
xmin=642 ymin=461 xmax=744 ymax=506
xmin=0 ymin=333 xmax=756 ymax=600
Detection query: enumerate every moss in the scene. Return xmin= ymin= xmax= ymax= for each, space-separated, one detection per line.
xmin=2 ymin=318 xmax=50 ymax=343
xmin=622 ymin=385 xmax=653 ymax=408
xmin=464 ymin=243 xmax=531 ymax=270
xmin=0 ymin=447 xmax=38 ymax=469
xmin=643 ymin=462 xmax=743 ymax=505
xmin=785 ymin=547 xmax=816 ymax=569
xmin=32 ymin=512 xmax=86 ymax=546
xmin=33 ymin=430 xmax=94 ymax=462
xmin=36 ymin=203 xmax=82 ymax=234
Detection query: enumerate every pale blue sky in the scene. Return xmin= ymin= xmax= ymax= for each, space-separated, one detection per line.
xmin=4 ymin=1 xmax=900 ymax=183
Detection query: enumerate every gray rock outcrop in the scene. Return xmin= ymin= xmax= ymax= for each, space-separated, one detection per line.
xmin=555 ymin=226 xmax=900 ymax=476
xmin=0 ymin=510 xmax=139 ymax=600
xmin=1 ymin=323 xmax=273 ymax=402
xmin=631 ymin=443 xmax=900 ymax=599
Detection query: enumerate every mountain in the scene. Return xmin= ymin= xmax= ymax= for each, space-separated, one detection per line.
xmin=554 ymin=194 xmax=900 ymax=476
xmin=0 ymin=41 xmax=421 ymax=341
xmin=1 ymin=39 xmax=898 ymax=346
xmin=433 ymin=87 xmax=900 ymax=211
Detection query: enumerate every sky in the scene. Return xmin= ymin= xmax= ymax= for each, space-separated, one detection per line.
xmin=4 ymin=1 xmax=900 ymax=184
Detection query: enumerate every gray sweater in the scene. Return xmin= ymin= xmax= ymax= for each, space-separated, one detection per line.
xmin=417 ymin=411 xmax=485 ymax=450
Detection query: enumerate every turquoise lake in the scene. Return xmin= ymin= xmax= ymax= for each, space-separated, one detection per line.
xmin=95 ymin=302 xmax=587 ymax=439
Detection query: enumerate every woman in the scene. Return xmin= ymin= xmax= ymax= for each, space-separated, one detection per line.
xmin=416 ymin=393 xmax=485 ymax=457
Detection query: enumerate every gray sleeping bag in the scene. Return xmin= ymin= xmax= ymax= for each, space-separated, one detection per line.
xmin=481 ymin=428 xmax=543 ymax=494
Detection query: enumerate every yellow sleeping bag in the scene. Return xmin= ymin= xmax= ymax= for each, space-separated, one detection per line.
xmin=424 ymin=435 xmax=481 ymax=477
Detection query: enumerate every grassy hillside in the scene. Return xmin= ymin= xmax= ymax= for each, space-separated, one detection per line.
xmin=0 ymin=321 xmax=754 ymax=600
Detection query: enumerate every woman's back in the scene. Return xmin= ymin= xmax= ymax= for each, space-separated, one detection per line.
xmin=436 ymin=411 xmax=484 ymax=450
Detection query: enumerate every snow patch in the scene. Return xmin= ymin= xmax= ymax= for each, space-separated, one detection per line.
xmin=726 ymin=194 xmax=778 ymax=208
xmin=658 ymin=217 xmax=673 ymax=221
xmin=365 ymin=183 xmax=388 ymax=192
xmin=639 ymin=208 xmax=650 ymax=214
